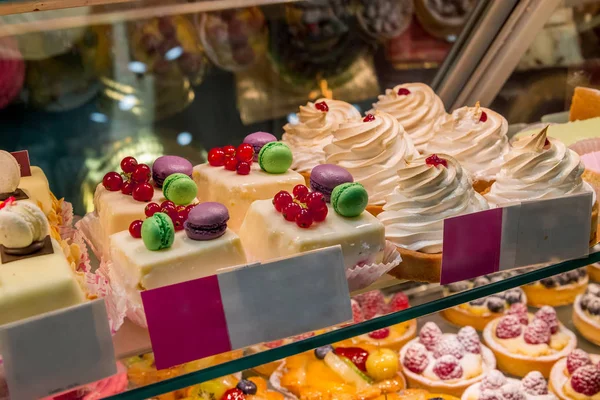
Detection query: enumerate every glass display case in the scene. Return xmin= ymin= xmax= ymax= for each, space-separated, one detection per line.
xmin=1 ymin=1 xmax=600 ymax=400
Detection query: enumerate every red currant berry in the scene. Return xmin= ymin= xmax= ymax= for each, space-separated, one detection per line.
xmin=129 ymin=220 xmax=143 ymax=238
xmin=177 ymin=205 xmax=189 ymax=220
xmin=120 ymin=156 xmax=138 ymax=174
xmin=174 ymin=213 xmax=186 ymax=231
xmin=208 ymin=148 xmax=226 ymax=167
xmin=225 ymin=157 xmax=238 ymax=171
xmin=132 ymin=182 xmax=154 ymax=202
xmin=145 ymin=202 xmax=161 ymax=217
xmin=397 ymin=88 xmax=411 ymax=96
xmin=236 ymin=143 xmax=254 ymax=162
xmin=479 ymin=111 xmax=488 ymax=123
xmin=306 ymin=192 xmax=325 ymax=211
xmin=221 ymin=388 xmax=245 ymax=400
xmin=185 ymin=204 xmax=196 ymax=214
xmin=223 ymin=145 xmax=236 ymax=158
xmin=161 ymin=200 xmax=175 ymax=210
xmin=165 ymin=208 xmax=179 ymax=224
xmin=121 ymin=180 xmax=134 ymax=195
xmin=315 ymin=101 xmax=329 ymax=112
xmin=236 ymin=161 xmax=251 ymax=175
xmin=102 ymin=172 xmax=123 ymax=191
xmin=283 ymin=202 xmax=302 ymax=222
xmin=363 ymin=114 xmax=375 ymax=122
xmin=273 ymin=191 xmax=293 ymax=212
xmin=311 ymin=205 xmax=328 ymax=222
xmin=293 ymin=184 xmax=309 ymax=201
xmin=132 ymin=164 xmax=151 ymax=183
xmin=295 ymin=208 xmax=314 ymax=228
xmin=425 ymin=154 xmax=448 ymax=168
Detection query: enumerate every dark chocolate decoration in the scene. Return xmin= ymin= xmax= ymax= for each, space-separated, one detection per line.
xmin=1 ymin=235 xmax=53 ymax=264
xmin=0 ymin=188 xmax=29 ymax=202
xmin=10 ymin=150 xmax=31 ymax=177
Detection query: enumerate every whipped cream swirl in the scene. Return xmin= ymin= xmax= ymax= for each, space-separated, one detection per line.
xmin=426 ymin=103 xmax=509 ymax=182
xmin=378 ymin=154 xmax=489 ymax=253
xmin=283 ymin=99 xmax=361 ymax=173
xmin=485 ymin=127 xmax=593 ymax=206
xmin=371 ymin=82 xmax=445 ymax=151
xmin=324 ymin=110 xmax=418 ymax=205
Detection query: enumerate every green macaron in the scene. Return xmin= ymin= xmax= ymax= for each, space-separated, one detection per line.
xmin=258 ymin=142 xmax=293 ymax=174
xmin=141 ymin=212 xmax=175 ymax=251
xmin=162 ymin=173 xmax=197 ymax=206
xmin=331 ymin=182 xmax=369 ymax=218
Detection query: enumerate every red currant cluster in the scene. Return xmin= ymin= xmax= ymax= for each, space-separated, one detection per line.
xmin=102 ymin=156 xmax=154 ymax=202
xmin=272 ymin=184 xmax=328 ymax=229
xmin=128 ymin=200 xmax=197 ymax=238
xmin=207 ymin=144 xmax=254 ymax=175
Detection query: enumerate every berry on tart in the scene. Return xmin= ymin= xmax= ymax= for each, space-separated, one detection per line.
xmin=573 ymin=283 xmax=600 ymax=346
xmin=523 ymin=268 xmax=588 ymax=307
xmin=400 ymin=323 xmax=496 ymax=397
xmin=463 ymin=369 xmax=556 ymax=400
xmin=550 ymin=348 xmax=600 ymax=400
xmin=483 ymin=305 xmax=577 ymax=378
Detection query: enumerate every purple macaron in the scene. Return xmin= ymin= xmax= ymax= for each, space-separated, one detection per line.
xmin=152 ymin=156 xmax=193 ymax=188
xmin=184 ymin=202 xmax=229 ymax=241
xmin=310 ymin=164 xmax=354 ymax=202
xmin=243 ymin=131 xmax=277 ymax=161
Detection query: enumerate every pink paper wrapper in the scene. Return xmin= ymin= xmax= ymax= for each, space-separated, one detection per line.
xmin=581 ymin=152 xmax=600 ymax=173
xmin=346 ymin=241 xmax=401 ymax=292
xmin=76 ymin=212 xmax=108 ymax=261
xmin=570 ymin=138 xmax=600 ymax=156
xmin=58 ymin=200 xmax=75 ymax=240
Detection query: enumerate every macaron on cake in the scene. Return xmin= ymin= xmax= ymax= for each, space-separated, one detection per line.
xmin=87 ymin=155 xmax=198 ymax=258
xmin=109 ymin=202 xmax=246 ymax=324
xmin=238 ymin=177 xmax=386 ymax=275
xmin=193 ymin=141 xmax=304 ymax=232
xmin=310 ymin=164 xmax=354 ymax=202
xmin=0 ymin=199 xmax=85 ymax=326
xmin=243 ymin=131 xmax=277 ymax=161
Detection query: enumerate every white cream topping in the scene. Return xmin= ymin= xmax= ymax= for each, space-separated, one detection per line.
xmin=378 ymin=154 xmax=489 ymax=253
xmin=282 ymin=99 xmax=361 ymax=173
xmin=426 ymin=103 xmax=509 ymax=182
xmin=371 ymin=82 xmax=446 ymax=151
xmin=485 ymin=127 xmax=594 ymax=206
xmin=0 ymin=201 xmax=49 ymax=248
xmin=324 ymin=110 xmax=419 ymax=205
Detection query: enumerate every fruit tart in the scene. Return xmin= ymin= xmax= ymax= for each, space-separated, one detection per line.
xmin=572 ymin=283 xmax=600 ymax=346
xmin=549 ymin=349 xmax=600 ymax=400
xmin=441 ymin=275 xmax=527 ymax=331
xmin=399 ymin=323 xmax=496 ymax=397
xmin=482 ymin=305 xmax=577 ymax=378
xmin=273 ymin=344 xmax=406 ymax=399
xmin=338 ymin=290 xmax=417 ymax=351
xmin=522 ymin=268 xmax=588 ymax=307
xmin=184 ymin=376 xmax=284 ymax=400
xmin=387 ymin=389 xmax=459 ymax=400
xmin=462 ymin=369 xmax=557 ymax=400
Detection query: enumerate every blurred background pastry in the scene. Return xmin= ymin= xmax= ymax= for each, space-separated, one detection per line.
xmin=357 ymin=0 xmax=414 ymax=41
xmin=414 ymin=0 xmax=476 ymax=40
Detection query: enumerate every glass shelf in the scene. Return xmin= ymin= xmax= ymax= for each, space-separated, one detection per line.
xmin=105 ymin=246 xmax=600 ymax=399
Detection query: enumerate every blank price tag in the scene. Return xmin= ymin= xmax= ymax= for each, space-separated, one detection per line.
xmin=441 ymin=192 xmax=593 ymax=285
xmin=0 ymin=300 xmax=116 ymax=400
xmin=142 ymin=246 xmax=351 ymax=370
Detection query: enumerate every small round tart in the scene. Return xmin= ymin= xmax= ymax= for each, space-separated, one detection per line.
xmin=572 ymin=284 xmax=600 ymax=346
xmin=522 ymin=268 xmax=588 ymax=307
xmin=386 ymin=388 xmax=459 ymax=400
xmin=441 ymin=277 xmax=527 ymax=331
xmin=400 ymin=323 xmax=496 ymax=397
xmin=549 ymin=349 xmax=600 ymax=400
xmin=462 ymin=369 xmax=557 ymax=400
xmin=272 ymin=344 xmax=406 ymax=400
xmin=482 ymin=306 xmax=577 ymax=378
xmin=339 ymin=291 xmax=417 ymax=351
xmin=588 ymin=263 xmax=600 ymax=282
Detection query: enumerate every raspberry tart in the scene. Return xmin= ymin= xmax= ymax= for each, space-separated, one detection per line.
xmin=399 ymin=323 xmax=496 ymax=397
xmin=462 ymin=369 xmax=557 ymax=400
xmin=272 ymin=343 xmax=406 ymax=399
xmin=441 ymin=275 xmax=527 ymax=331
xmin=482 ymin=305 xmax=577 ymax=378
xmin=337 ymin=290 xmax=417 ymax=351
xmin=572 ymin=283 xmax=600 ymax=346
xmin=522 ymin=269 xmax=588 ymax=307
xmin=549 ymin=349 xmax=600 ymax=400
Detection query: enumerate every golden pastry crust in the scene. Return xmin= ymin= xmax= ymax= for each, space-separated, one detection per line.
xmin=588 ymin=263 xmax=600 ymax=282
xmin=381 ymin=388 xmax=459 ymax=400
xmin=523 ymin=275 xmax=588 ymax=308
xmin=338 ymin=320 xmax=417 ymax=352
xmin=549 ymin=354 xmax=600 ymax=400
xmin=388 ymin=246 xmax=442 ymax=283
xmin=441 ymin=306 xmax=503 ymax=332
xmin=482 ymin=317 xmax=577 ymax=378
xmin=572 ymin=294 xmax=600 ymax=346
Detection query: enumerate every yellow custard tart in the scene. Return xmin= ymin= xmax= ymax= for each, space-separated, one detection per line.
xmin=549 ymin=349 xmax=600 ymax=400
xmin=572 ymin=284 xmax=600 ymax=346
xmin=462 ymin=369 xmax=557 ymax=400
xmin=522 ymin=269 xmax=588 ymax=307
xmin=482 ymin=305 xmax=577 ymax=378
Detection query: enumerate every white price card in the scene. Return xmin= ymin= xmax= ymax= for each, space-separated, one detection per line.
xmin=0 ymin=299 xmax=116 ymax=400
